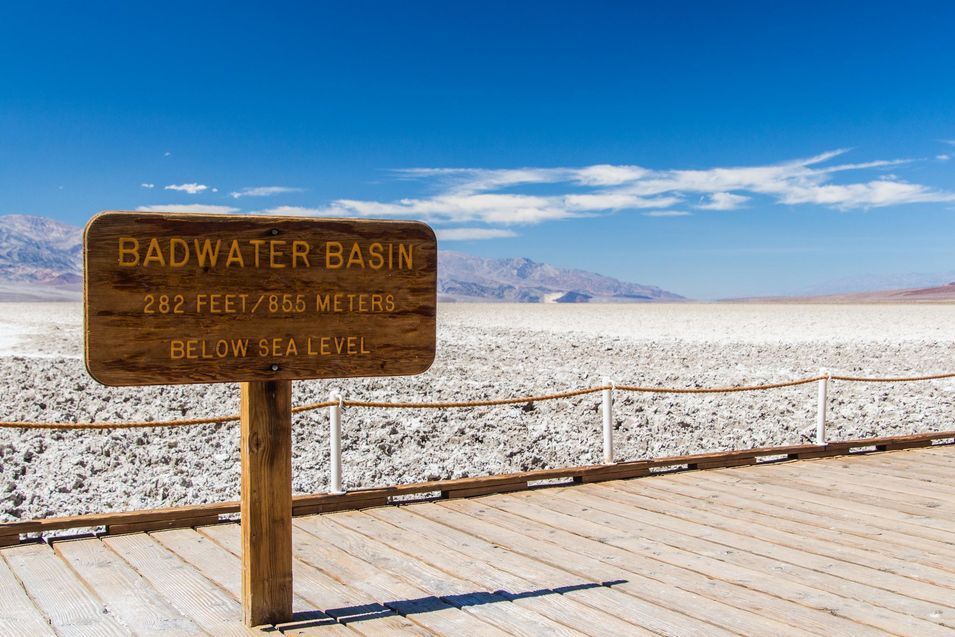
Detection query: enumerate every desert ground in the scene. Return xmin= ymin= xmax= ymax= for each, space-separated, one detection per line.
xmin=1 ymin=302 xmax=953 ymax=523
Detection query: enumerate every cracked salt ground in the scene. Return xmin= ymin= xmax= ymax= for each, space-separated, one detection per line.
xmin=1 ymin=302 xmax=953 ymax=521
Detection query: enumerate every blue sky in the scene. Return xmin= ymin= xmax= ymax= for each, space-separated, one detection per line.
xmin=1 ymin=1 xmax=953 ymax=298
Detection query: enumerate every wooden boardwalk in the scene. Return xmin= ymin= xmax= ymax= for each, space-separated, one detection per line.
xmin=2 ymin=444 xmax=954 ymax=636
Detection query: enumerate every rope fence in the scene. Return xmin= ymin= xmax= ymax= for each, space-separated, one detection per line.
xmin=1 ymin=370 xmax=953 ymax=430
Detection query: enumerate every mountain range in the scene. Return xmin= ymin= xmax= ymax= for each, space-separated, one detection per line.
xmin=0 ymin=215 xmax=684 ymax=302
xmin=438 ymin=251 xmax=682 ymax=302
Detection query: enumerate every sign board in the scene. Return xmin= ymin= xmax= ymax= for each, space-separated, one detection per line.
xmin=84 ymin=211 xmax=437 ymax=386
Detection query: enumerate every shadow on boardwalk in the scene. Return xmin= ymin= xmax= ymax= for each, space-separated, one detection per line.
xmin=275 ymin=580 xmax=628 ymax=631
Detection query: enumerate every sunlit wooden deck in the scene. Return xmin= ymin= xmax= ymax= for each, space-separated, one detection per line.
xmin=2 ymin=444 xmax=955 ymax=636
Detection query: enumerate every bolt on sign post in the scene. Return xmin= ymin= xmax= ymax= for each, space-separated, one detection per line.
xmin=84 ymin=211 xmax=437 ymax=626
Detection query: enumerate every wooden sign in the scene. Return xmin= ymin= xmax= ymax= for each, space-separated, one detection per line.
xmin=84 ymin=211 xmax=437 ymax=386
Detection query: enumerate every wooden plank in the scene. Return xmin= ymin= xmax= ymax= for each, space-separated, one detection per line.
xmin=790 ymin=460 xmax=955 ymax=502
xmin=908 ymin=450 xmax=955 ymax=465
xmin=788 ymin=454 xmax=955 ymax=493
xmin=0 ymin=535 xmax=20 ymax=548
xmin=102 ymin=532 xmax=261 ymax=636
xmin=289 ymin=518 xmax=513 ymax=636
xmin=725 ymin=463 xmax=955 ymax=528
xmin=0 ymin=550 xmax=56 ymax=636
xmin=892 ymin=447 xmax=955 ymax=474
xmin=575 ymin=481 xmax=955 ymax=594
xmin=444 ymin=482 xmax=527 ymax=499
xmin=909 ymin=445 xmax=955 ymax=458
xmin=84 ymin=211 xmax=438 ymax=386
xmin=577 ymin=466 xmax=651 ymax=483
xmin=452 ymin=493 xmax=944 ymax=636
xmin=628 ymin=472 xmax=955 ymax=572
xmin=2 ymin=542 xmax=129 ymax=636
xmin=530 ymin=487 xmax=955 ymax=629
xmin=406 ymin=501 xmax=870 ymax=636
xmin=825 ymin=452 xmax=955 ymax=485
xmin=108 ymin=515 xmax=222 ymax=536
xmin=293 ymin=496 xmax=390 ymax=517
xmin=692 ymin=457 xmax=757 ymax=470
xmin=694 ymin=468 xmax=955 ymax=545
xmin=837 ymin=448 xmax=955 ymax=471
xmin=364 ymin=505 xmax=816 ymax=637
xmin=0 ymin=502 xmax=239 ymax=536
xmin=296 ymin=514 xmax=590 ymax=636
xmin=240 ymin=379 xmax=292 ymax=627
xmin=150 ymin=528 xmax=352 ymax=636
xmin=708 ymin=460 xmax=955 ymax=524
xmin=197 ymin=523 xmax=441 ymax=636
xmin=329 ymin=510 xmax=656 ymax=637
xmin=54 ymin=537 xmax=206 ymax=636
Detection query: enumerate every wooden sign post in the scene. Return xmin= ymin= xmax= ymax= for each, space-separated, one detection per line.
xmin=241 ymin=380 xmax=292 ymax=625
xmin=84 ymin=211 xmax=437 ymax=626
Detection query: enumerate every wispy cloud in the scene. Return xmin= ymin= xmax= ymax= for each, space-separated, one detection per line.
xmin=140 ymin=183 xmax=155 ymax=189
xmin=260 ymin=206 xmax=323 ymax=216
xmin=164 ymin=183 xmax=208 ymax=194
xmin=136 ymin=204 xmax=240 ymax=214
xmin=230 ymin=186 xmax=304 ymax=199
xmin=308 ymin=150 xmax=952 ymax=224
xmin=643 ymin=210 xmax=692 ymax=217
xmin=253 ymin=150 xmax=953 ymax=237
xmin=938 ymin=154 xmax=951 ymax=161
xmin=695 ymin=192 xmax=749 ymax=210
xmin=435 ymin=227 xmax=518 ymax=241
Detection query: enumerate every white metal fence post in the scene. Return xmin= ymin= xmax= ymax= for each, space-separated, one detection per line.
xmin=816 ymin=369 xmax=828 ymax=446
xmin=602 ymin=378 xmax=614 ymax=464
xmin=328 ymin=389 xmax=345 ymax=494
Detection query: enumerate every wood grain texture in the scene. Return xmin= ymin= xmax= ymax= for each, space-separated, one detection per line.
xmin=54 ymin=537 xmax=205 ymax=636
xmin=84 ymin=211 xmax=436 ymax=386
xmin=102 ymin=533 xmax=260 ymax=636
xmin=2 ymin=542 xmax=130 ymax=636
xmin=241 ymin=380 xmax=292 ymax=627
xmin=0 ymin=551 xmax=56 ymax=636
xmin=294 ymin=514 xmax=588 ymax=637
xmin=330 ymin=510 xmax=657 ymax=637
xmin=198 ymin=523 xmax=434 ymax=635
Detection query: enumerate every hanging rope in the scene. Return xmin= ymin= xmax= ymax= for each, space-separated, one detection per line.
xmin=0 ymin=370 xmax=951 ymax=429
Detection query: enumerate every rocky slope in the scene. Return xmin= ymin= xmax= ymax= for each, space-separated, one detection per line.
xmin=438 ymin=251 xmax=684 ymax=302
xmin=0 ymin=215 xmax=82 ymax=283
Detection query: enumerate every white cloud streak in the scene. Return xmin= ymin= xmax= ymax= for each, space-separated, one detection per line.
xmin=695 ymin=192 xmax=749 ymax=210
xmin=245 ymin=150 xmax=951 ymax=241
xmin=643 ymin=210 xmax=692 ymax=217
xmin=260 ymin=206 xmax=324 ymax=216
xmin=136 ymin=204 xmax=240 ymax=214
xmin=230 ymin=186 xmax=304 ymax=199
xmin=164 ymin=183 xmax=208 ymax=194
xmin=140 ymin=183 xmax=155 ymax=189
xmin=435 ymin=227 xmax=518 ymax=241
xmin=297 ymin=150 xmax=952 ymax=228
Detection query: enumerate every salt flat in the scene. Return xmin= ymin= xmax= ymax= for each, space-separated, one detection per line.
xmin=1 ymin=302 xmax=953 ymax=522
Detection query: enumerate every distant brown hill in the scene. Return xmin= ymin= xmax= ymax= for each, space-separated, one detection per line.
xmin=725 ymin=282 xmax=955 ymax=303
